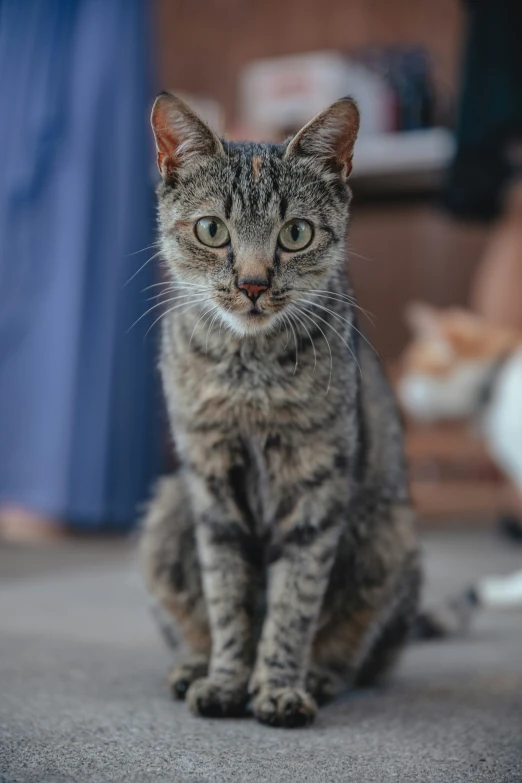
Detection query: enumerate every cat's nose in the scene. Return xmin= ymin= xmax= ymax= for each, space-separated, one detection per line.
xmin=237 ymin=277 xmax=270 ymax=303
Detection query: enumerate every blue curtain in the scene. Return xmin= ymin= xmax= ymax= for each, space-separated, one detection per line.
xmin=0 ymin=0 xmax=161 ymax=531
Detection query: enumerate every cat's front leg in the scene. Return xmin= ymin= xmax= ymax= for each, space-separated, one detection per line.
xmin=182 ymin=435 xmax=257 ymax=718
xmin=250 ymin=478 xmax=348 ymax=728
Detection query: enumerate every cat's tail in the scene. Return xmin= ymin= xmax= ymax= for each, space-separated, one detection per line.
xmin=413 ymin=566 xmax=522 ymax=638
xmin=411 ymin=590 xmax=479 ymax=639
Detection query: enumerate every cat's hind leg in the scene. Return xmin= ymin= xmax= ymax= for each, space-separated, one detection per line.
xmin=311 ymin=536 xmax=421 ymax=695
xmin=305 ymin=665 xmax=344 ymax=705
xmin=140 ymin=475 xmax=211 ymax=699
xmin=310 ymin=594 xmax=415 ymax=696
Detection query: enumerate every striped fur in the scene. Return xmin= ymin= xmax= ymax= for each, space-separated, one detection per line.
xmin=141 ymin=94 xmax=420 ymax=728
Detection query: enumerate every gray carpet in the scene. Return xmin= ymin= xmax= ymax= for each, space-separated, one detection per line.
xmin=1 ymin=529 xmax=521 ymax=783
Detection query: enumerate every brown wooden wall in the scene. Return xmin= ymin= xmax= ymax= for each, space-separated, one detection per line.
xmin=349 ymin=204 xmax=488 ymax=358
xmin=156 ymin=0 xmax=464 ymax=125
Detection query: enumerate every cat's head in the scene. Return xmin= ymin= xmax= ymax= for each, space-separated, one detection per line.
xmin=399 ymin=303 xmax=521 ymax=421
xmin=151 ymin=93 xmax=359 ymax=336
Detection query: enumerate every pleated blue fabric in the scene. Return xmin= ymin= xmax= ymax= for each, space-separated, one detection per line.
xmin=0 ymin=0 xmax=161 ymax=530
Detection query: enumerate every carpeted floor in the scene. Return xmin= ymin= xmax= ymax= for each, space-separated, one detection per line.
xmin=1 ymin=528 xmax=521 ymax=783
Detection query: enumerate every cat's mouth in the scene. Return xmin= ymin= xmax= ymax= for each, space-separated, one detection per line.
xmin=245 ymin=305 xmax=265 ymax=317
xmin=217 ymin=299 xmax=279 ymax=336
xmin=213 ymin=288 xmax=293 ymax=336
xmin=240 ymin=304 xmax=273 ymax=327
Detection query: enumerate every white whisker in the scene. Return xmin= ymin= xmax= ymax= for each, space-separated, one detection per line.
xmin=293 ymin=306 xmax=333 ymax=395
xmin=172 ymin=281 xmax=210 ymax=288
xmin=347 ymin=248 xmax=374 ymax=262
xmin=290 ymin=309 xmax=317 ymax=372
xmin=143 ymin=298 xmax=205 ymax=341
xmin=297 ymin=299 xmax=378 ymax=357
xmin=280 ymin=314 xmax=291 ymax=349
xmin=126 ymin=242 xmax=160 ymax=258
xmin=124 ymin=250 xmax=163 ymax=287
xmin=141 ymin=281 xmax=173 ymax=292
xmin=127 ymin=295 xmax=207 ymax=333
xmin=206 ymin=309 xmax=221 ymax=352
xmin=296 ymin=288 xmax=375 ymax=326
xmin=286 ymin=314 xmax=299 ymax=374
xmin=189 ymin=303 xmax=220 ymax=348
xmin=141 ymin=281 xmax=208 ymax=293
xmin=219 ymin=303 xmax=233 ymax=334
xmin=146 ymin=289 xmax=205 ymax=302
xmin=298 ymin=304 xmax=363 ymax=380
xmin=145 ymin=288 xmax=178 ymax=301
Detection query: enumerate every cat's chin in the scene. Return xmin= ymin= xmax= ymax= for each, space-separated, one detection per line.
xmin=218 ymin=309 xmax=277 ymax=337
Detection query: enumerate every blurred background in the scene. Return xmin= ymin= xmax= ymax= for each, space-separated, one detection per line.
xmin=1 ymin=0 xmax=522 ymax=537
xmin=1 ymin=2 xmax=522 ymax=778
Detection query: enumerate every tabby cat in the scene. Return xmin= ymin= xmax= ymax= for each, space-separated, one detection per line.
xmin=140 ymin=93 xmax=420 ymax=728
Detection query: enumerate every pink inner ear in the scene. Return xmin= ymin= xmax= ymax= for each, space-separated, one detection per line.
xmin=327 ymin=102 xmax=359 ymax=176
xmin=151 ymin=94 xmax=223 ymax=179
xmin=338 ymin=135 xmax=356 ymax=176
xmin=155 ymin=132 xmax=179 ymax=178
xmin=151 ymin=104 xmax=181 ymax=178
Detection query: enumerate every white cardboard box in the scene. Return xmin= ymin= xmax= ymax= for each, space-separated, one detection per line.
xmin=240 ymin=51 xmax=390 ymax=138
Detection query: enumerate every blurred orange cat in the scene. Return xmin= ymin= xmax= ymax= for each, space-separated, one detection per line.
xmin=400 ymin=304 xmax=522 ymax=612
xmin=400 ymin=304 xmax=522 ymax=421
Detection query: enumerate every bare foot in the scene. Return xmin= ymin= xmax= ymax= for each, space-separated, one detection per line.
xmin=0 ymin=505 xmax=66 ymax=543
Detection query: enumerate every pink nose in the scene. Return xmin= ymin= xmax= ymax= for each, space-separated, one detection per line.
xmin=237 ymin=277 xmax=270 ymax=303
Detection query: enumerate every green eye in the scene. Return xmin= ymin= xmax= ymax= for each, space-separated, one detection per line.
xmin=195 ymin=217 xmax=230 ymax=248
xmin=278 ymin=219 xmax=313 ymax=251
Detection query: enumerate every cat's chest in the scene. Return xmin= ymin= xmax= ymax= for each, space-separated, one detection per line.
xmin=242 ymin=435 xmax=272 ymax=535
xmin=173 ymin=341 xmax=316 ymax=430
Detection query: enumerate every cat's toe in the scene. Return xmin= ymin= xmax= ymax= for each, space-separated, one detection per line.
xmin=305 ymin=668 xmax=336 ymax=705
xmin=253 ymin=686 xmax=317 ymax=728
xmin=167 ymin=656 xmax=208 ymax=701
xmin=186 ymin=676 xmax=249 ymax=718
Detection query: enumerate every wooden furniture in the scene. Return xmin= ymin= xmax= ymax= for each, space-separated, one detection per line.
xmin=405 ymin=419 xmax=511 ymax=522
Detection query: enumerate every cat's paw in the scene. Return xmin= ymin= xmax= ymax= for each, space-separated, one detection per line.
xmin=186 ymin=676 xmax=249 ymax=718
xmin=167 ymin=655 xmax=209 ymax=700
xmin=305 ymin=668 xmax=337 ymax=705
xmin=252 ymin=686 xmax=317 ymax=728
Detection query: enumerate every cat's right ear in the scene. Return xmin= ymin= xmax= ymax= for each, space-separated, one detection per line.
xmin=285 ymin=97 xmax=360 ymax=178
xmin=151 ymin=93 xmax=224 ymax=181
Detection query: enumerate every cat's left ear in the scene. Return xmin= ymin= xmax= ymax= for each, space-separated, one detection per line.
xmin=285 ymin=97 xmax=360 ymax=178
xmin=151 ymin=92 xmax=224 ymax=181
